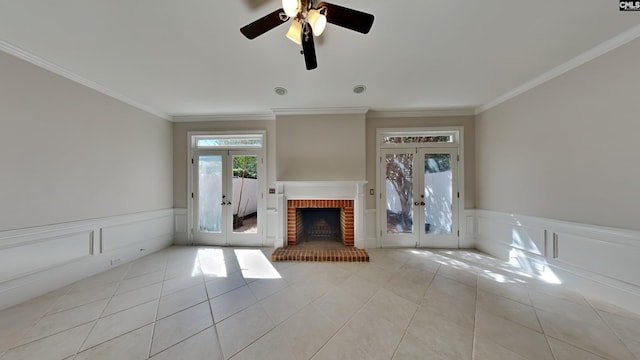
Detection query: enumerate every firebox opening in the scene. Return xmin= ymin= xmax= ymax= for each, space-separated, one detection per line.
xmin=299 ymin=208 xmax=341 ymax=243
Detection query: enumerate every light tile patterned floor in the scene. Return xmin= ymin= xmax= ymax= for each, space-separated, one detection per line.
xmin=1 ymin=246 xmax=639 ymax=360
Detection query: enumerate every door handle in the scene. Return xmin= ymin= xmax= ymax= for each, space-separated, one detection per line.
xmin=420 ymin=202 xmax=425 ymax=206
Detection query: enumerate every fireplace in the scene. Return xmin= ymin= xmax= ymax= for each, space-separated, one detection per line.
xmin=300 ymin=208 xmax=340 ymax=239
xmin=287 ymin=200 xmax=354 ymax=246
xmin=275 ymin=181 xmax=366 ymax=249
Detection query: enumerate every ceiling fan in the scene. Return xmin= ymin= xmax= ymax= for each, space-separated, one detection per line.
xmin=240 ymin=0 xmax=374 ymax=70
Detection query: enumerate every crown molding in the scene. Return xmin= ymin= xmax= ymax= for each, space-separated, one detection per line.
xmin=271 ymin=107 xmax=370 ymax=116
xmin=171 ymin=113 xmax=276 ymax=122
xmin=173 ymin=107 xmax=476 ymax=121
xmin=0 ymin=40 xmax=170 ymax=121
xmin=367 ymin=108 xmax=476 ymax=118
xmin=476 ymin=24 xmax=640 ymax=115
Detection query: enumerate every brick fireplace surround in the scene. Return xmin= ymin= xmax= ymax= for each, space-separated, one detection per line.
xmin=287 ymin=199 xmax=354 ymax=246
xmin=273 ymin=181 xmax=368 ymax=262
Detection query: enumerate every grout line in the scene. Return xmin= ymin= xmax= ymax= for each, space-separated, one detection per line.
xmin=8 ymin=319 xmax=99 ymax=355
xmin=71 ymin=301 xmax=110 ymax=357
xmin=526 ymin=283 xmax=559 ymax=360
xmin=470 ymin=272 xmax=479 ymax=360
xmin=146 ymin=255 xmax=170 ymax=359
xmin=589 ymin=299 xmax=638 ymax=359
xmin=389 ymin=292 xmax=423 ymax=359
xmin=148 ymin=325 xmax=217 ymax=359
xmin=200 ymin=261 xmax=226 ymax=360
xmin=306 ymin=267 xmax=390 ymax=359
xmin=12 ymin=283 xmax=86 ymax=349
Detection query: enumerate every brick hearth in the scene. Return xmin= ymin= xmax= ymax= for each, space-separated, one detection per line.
xmin=271 ymin=246 xmax=369 ymax=262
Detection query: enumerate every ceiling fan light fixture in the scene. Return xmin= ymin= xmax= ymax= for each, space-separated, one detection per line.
xmin=282 ymin=0 xmax=299 ymax=18
xmin=307 ymin=8 xmax=327 ymax=36
xmin=286 ymin=20 xmax=302 ymax=45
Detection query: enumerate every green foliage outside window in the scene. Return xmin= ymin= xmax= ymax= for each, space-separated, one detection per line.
xmin=233 ymin=156 xmax=257 ymax=179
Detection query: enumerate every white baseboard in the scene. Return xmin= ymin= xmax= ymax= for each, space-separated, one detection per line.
xmin=473 ymin=209 xmax=640 ymax=314
xmin=0 ymin=209 xmax=174 ymax=311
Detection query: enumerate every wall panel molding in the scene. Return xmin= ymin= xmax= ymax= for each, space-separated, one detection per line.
xmin=0 ymin=230 xmax=93 ymax=284
xmin=473 ymin=209 xmax=640 ymax=313
xmin=0 ymin=209 xmax=174 ymax=311
xmin=461 ymin=210 xmax=476 ymax=248
xmin=173 ymin=208 xmax=188 ymax=245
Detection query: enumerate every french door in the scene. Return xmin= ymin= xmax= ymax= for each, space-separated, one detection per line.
xmin=380 ymin=147 xmax=459 ymax=248
xmin=192 ymin=150 xmax=263 ymax=246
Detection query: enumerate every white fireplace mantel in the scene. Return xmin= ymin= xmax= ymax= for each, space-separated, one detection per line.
xmin=275 ymin=181 xmax=367 ymax=248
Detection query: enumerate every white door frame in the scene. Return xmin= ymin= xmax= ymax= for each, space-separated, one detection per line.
xmin=376 ymin=127 xmax=464 ymax=248
xmin=187 ymin=131 xmax=266 ymax=246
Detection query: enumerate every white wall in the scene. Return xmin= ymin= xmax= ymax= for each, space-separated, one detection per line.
xmin=476 ymin=37 xmax=640 ymax=230
xmin=276 ymin=114 xmax=366 ymax=181
xmin=475 ymin=37 xmax=640 ymax=312
xmin=0 ymin=51 xmax=173 ymax=231
xmin=0 ymin=50 xmax=174 ymax=310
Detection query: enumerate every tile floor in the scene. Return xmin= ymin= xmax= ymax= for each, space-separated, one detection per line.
xmin=1 ymin=246 xmax=639 ymax=360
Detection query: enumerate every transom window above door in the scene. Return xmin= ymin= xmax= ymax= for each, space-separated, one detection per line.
xmin=380 ymin=130 xmax=458 ymax=148
xmin=193 ymin=134 xmax=263 ymax=149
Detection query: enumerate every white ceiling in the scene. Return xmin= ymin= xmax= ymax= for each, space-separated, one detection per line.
xmin=1 ymin=0 xmax=639 ymax=120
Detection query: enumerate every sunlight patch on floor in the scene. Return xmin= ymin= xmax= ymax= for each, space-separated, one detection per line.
xmin=235 ymin=249 xmax=281 ymax=279
xmin=196 ymin=248 xmax=227 ymax=278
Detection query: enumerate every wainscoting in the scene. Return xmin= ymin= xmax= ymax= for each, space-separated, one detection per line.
xmin=362 ymin=209 xmax=476 ymax=249
xmin=0 ymin=209 xmax=175 ymax=311
xmin=473 ymin=209 xmax=640 ymax=313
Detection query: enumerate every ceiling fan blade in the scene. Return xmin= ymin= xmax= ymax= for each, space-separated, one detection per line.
xmin=301 ymin=24 xmax=318 ymax=70
xmin=240 ymin=8 xmax=288 ymax=39
xmin=318 ymin=2 xmax=374 ymax=34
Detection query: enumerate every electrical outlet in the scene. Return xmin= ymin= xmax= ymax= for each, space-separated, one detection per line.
xmin=110 ymin=258 xmax=121 ymax=266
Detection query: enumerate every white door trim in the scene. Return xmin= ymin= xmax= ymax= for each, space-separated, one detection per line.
xmin=375 ymin=127 xmax=464 ymax=248
xmin=187 ymin=131 xmax=267 ymax=246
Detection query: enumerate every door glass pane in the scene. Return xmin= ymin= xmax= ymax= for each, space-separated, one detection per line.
xmin=199 ymin=155 xmax=223 ymax=233
xmin=424 ymin=153 xmax=452 ymax=234
xmin=232 ymin=155 xmax=258 ymax=234
xmin=385 ymin=153 xmax=413 ymax=233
